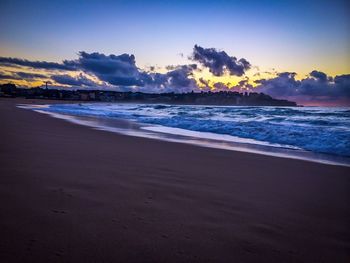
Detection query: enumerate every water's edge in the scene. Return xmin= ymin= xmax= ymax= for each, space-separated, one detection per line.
xmin=18 ymin=104 xmax=350 ymax=167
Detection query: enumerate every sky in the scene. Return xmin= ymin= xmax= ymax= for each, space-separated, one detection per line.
xmin=0 ymin=0 xmax=349 ymax=105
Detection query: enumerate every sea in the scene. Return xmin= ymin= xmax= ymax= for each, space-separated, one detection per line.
xmin=19 ymin=103 xmax=350 ymax=166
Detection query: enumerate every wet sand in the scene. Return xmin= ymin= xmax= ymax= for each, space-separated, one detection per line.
xmin=0 ymin=98 xmax=349 ymax=262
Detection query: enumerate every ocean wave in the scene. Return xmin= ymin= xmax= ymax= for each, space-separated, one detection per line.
xmin=43 ymin=103 xmax=350 ymax=157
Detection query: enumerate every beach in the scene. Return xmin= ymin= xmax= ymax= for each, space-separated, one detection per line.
xmin=0 ymin=98 xmax=349 ymax=262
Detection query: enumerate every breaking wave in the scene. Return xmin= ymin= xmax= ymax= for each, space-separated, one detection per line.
xmin=41 ymin=103 xmax=350 ymax=157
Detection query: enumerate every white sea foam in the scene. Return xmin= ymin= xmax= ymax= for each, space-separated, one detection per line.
xmin=142 ymin=125 xmax=301 ymax=149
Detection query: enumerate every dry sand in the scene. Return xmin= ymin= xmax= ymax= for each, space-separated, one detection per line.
xmin=0 ymin=98 xmax=349 ymax=262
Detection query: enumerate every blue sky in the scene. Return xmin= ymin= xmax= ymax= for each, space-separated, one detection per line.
xmin=1 ymin=0 xmax=349 ymax=74
xmin=0 ymin=0 xmax=349 ymax=105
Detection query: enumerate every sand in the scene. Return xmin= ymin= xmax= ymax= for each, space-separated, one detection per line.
xmin=0 ymin=98 xmax=349 ymax=262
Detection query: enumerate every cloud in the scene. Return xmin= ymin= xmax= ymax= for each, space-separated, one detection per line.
xmin=63 ymin=52 xmax=145 ymax=86
xmin=191 ymin=45 xmax=251 ymax=76
xmin=254 ymin=71 xmax=350 ymax=104
xmin=63 ymin=52 xmax=199 ymax=92
xmin=0 ymin=47 xmax=251 ymax=92
xmin=198 ymin=77 xmax=209 ymax=87
xmin=163 ymin=65 xmax=198 ymax=92
xmin=0 ymin=71 xmax=47 ymax=80
xmin=139 ymin=64 xmax=198 ymax=93
xmin=213 ymin=82 xmax=230 ymax=91
xmin=0 ymin=72 xmax=18 ymax=80
xmin=254 ymin=72 xmax=299 ymax=97
xmin=309 ymin=70 xmax=329 ymax=82
xmin=231 ymin=79 xmax=253 ymax=91
xmin=1 ymin=48 xmax=349 ymax=105
xmin=51 ymin=73 xmax=97 ymax=87
xmin=0 ymin=56 xmax=75 ymax=71
xmin=16 ymin=72 xmax=47 ymax=79
xmin=196 ymin=77 xmax=253 ymax=92
xmin=0 ymin=52 xmax=199 ymax=92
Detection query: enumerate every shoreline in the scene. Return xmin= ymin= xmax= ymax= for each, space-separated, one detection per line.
xmin=19 ymin=101 xmax=350 ymax=167
xmin=1 ymin=98 xmax=350 ymax=262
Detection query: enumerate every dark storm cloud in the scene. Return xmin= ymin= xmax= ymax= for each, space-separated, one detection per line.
xmin=255 ymin=71 xmax=350 ymax=103
xmin=191 ymin=45 xmax=251 ymax=76
xmin=0 ymin=56 xmax=75 ymax=71
xmin=51 ymin=73 xmax=96 ymax=87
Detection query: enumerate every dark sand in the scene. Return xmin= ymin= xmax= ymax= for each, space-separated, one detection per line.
xmin=0 ymin=98 xmax=349 ymax=262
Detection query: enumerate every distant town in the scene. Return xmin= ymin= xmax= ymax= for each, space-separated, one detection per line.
xmin=0 ymin=83 xmax=297 ymax=106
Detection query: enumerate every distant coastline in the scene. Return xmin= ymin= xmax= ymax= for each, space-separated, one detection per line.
xmin=0 ymin=83 xmax=297 ymax=106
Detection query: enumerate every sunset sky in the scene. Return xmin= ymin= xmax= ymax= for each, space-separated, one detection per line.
xmin=0 ymin=0 xmax=349 ymax=105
